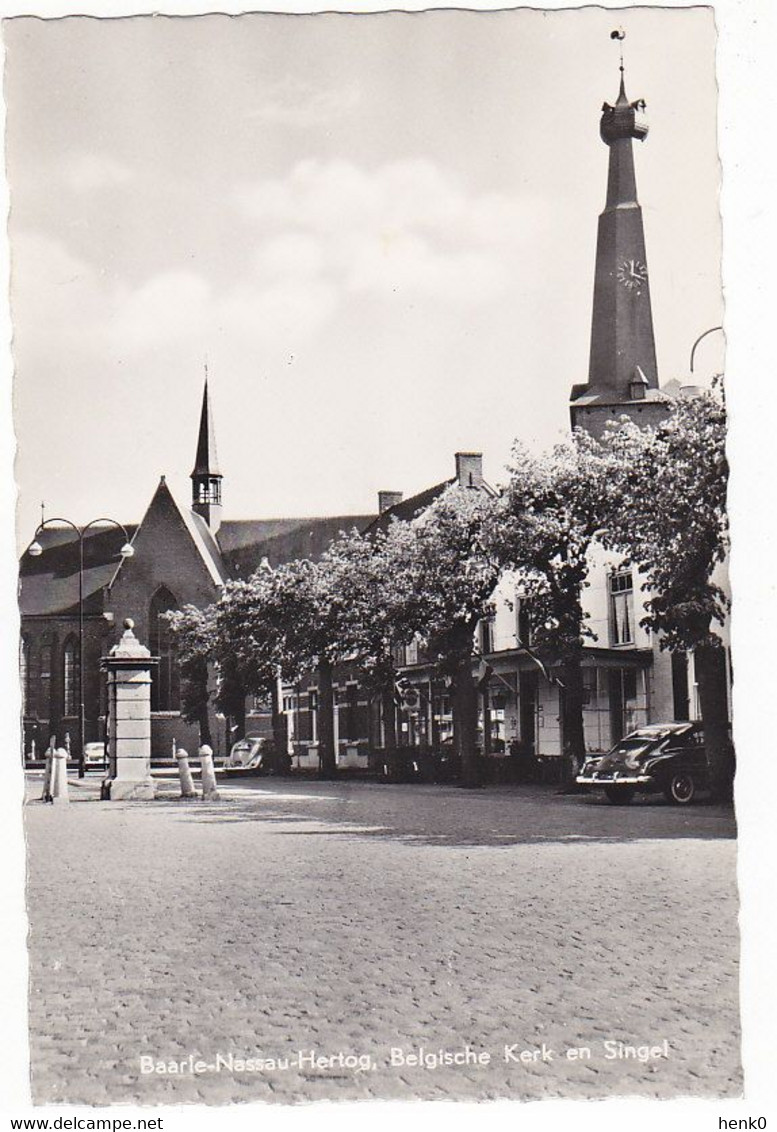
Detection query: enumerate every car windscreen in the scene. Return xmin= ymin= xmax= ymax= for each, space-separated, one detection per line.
xmin=609 ymin=737 xmax=656 ymax=758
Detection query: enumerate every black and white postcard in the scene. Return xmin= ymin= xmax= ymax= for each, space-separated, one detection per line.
xmin=1 ymin=0 xmax=775 ymax=1121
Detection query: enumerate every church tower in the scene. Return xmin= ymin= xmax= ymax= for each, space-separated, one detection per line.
xmin=191 ymin=372 xmax=223 ymax=533
xmin=570 ymin=40 xmax=667 ymax=438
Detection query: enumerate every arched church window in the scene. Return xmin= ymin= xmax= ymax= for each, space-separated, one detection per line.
xmin=20 ymin=637 xmax=29 ymax=717
xmin=63 ymin=636 xmax=79 ymax=717
xmin=22 ymin=640 xmax=37 ymax=717
xmin=39 ymin=639 xmax=53 ymax=720
xmin=149 ymin=587 xmax=180 ymax=712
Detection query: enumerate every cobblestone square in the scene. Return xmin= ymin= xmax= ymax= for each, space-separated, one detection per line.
xmin=24 ymin=774 xmax=740 ymax=1105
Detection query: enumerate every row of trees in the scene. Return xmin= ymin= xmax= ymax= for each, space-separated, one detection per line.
xmin=169 ymin=388 xmax=732 ymax=798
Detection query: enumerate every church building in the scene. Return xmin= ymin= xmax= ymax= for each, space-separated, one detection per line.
xmin=18 ymin=52 xmax=730 ymax=773
xmin=18 ymin=379 xmax=374 ymax=763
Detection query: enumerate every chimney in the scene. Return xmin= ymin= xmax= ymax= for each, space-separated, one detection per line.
xmin=455 ymin=452 xmax=483 ymax=489
xmin=378 ymin=490 xmax=403 ymax=515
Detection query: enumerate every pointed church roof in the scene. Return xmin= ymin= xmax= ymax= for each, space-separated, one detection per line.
xmin=191 ymin=376 xmax=221 ymax=478
xmin=117 ymin=477 xmax=228 ymax=590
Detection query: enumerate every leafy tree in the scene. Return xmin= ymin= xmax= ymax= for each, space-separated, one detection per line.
xmin=215 ymin=567 xmax=305 ymax=771
xmin=319 ymin=527 xmax=417 ymax=757
xmin=495 ymin=433 xmax=612 ymax=783
xmin=601 ymin=387 xmax=733 ymax=799
xmin=217 ymin=555 xmax=359 ymax=778
xmin=165 ymin=605 xmax=217 ymax=747
xmin=385 ymin=485 xmax=502 ymax=788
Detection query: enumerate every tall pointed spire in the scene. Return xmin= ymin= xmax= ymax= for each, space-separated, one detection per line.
xmin=191 ymin=367 xmax=223 ymax=533
xmin=192 ymin=367 xmax=220 ymax=478
xmin=570 ymin=32 xmax=663 ymax=439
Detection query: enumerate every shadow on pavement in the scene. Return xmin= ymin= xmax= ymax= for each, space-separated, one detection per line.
xmin=25 ymin=774 xmax=736 ymax=848
xmin=163 ymin=778 xmax=737 ymax=848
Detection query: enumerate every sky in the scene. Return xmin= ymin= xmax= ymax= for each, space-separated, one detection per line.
xmin=5 ymin=7 xmax=723 ymax=540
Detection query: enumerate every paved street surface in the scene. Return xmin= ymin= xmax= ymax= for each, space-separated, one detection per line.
xmin=24 ymin=773 xmax=740 ymax=1105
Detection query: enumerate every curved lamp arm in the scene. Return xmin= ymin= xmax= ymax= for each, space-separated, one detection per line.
xmin=689 ymin=326 xmax=724 ymax=374
xmin=27 ymin=517 xmax=81 ymax=557
xmin=81 ymin=517 xmax=134 ymax=558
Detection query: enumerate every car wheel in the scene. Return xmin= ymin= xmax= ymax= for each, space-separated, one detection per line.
xmin=664 ymin=772 xmax=696 ymax=805
xmin=604 ymin=786 xmax=635 ymax=805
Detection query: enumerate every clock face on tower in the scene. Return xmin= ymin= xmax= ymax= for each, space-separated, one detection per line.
xmin=616 ymin=258 xmax=648 ymax=291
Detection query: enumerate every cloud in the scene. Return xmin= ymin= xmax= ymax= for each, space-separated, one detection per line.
xmin=10 ymin=231 xmax=110 ymax=356
xmin=62 ymin=153 xmax=134 ymax=193
xmin=235 ymin=159 xmax=546 ymax=304
xmin=109 ymin=272 xmax=211 ymax=351
xmin=11 ymin=160 xmax=546 ymax=370
xmin=11 ymin=232 xmax=337 ymax=369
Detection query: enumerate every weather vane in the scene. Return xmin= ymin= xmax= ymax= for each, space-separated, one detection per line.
xmin=610 ymin=27 xmax=626 ymax=72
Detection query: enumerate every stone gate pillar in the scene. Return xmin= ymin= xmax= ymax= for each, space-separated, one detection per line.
xmin=101 ymin=619 xmax=157 ymax=801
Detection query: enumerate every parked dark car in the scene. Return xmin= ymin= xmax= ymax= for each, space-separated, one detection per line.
xmin=576 ymin=722 xmax=709 ymax=805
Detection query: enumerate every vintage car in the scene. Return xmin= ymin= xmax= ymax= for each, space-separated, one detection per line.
xmin=223 ymin=735 xmax=274 ymax=775
xmin=576 ymin=722 xmax=708 ymax=805
xmin=84 ymin=741 xmax=108 ymax=766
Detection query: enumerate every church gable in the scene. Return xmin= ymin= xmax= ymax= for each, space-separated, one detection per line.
xmin=107 ymin=477 xmax=224 ymax=643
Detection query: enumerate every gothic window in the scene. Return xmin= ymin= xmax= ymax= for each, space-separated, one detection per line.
xmin=63 ymin=636 xmax=79 ymax=717
xmin=149 ymin=587 xmax=180 ymax=712
xmin=20 ymin=637 xmax=29 ymax=717
xmin=610 ymin=571 xmax=634 ymax=646
xmin=39 ymin=640 xmax=53 ymax=719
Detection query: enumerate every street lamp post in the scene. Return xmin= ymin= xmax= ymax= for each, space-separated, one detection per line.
xmin=27 ymin=518 xmax=135 ymax=778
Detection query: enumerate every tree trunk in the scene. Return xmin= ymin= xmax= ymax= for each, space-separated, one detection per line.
xmin=695 ymin=641 xmax=734 ymax=801
xmin=559 ymin=657 xmax=586 ymax=789
xmin=454 ymin=652 xmax=480 ymax=788
xmin=318 ymin=659 xmax=337 ymax=779
xmin=270 ymin=678 xmax=289 ymax=774
xmin=381 ymin=685 xmax=397 ymax=754
xmin=198 ymin=705 xmax=213 ymax=748
xmin=232 ymin=697 xmax=246 ymax=744
xmin=481 ymin=687 xmax=492 ymax=755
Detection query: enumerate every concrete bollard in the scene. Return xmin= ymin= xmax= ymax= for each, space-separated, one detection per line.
xmin=176 ymin=748 xmax=196 ymax=799
xmin=199 ymin=744 xmax=220 ymax=801
xmin=41 ymin=740 xmax=55 ymax=802
xmin=49 ymin=747 xmax=70 ymax=805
